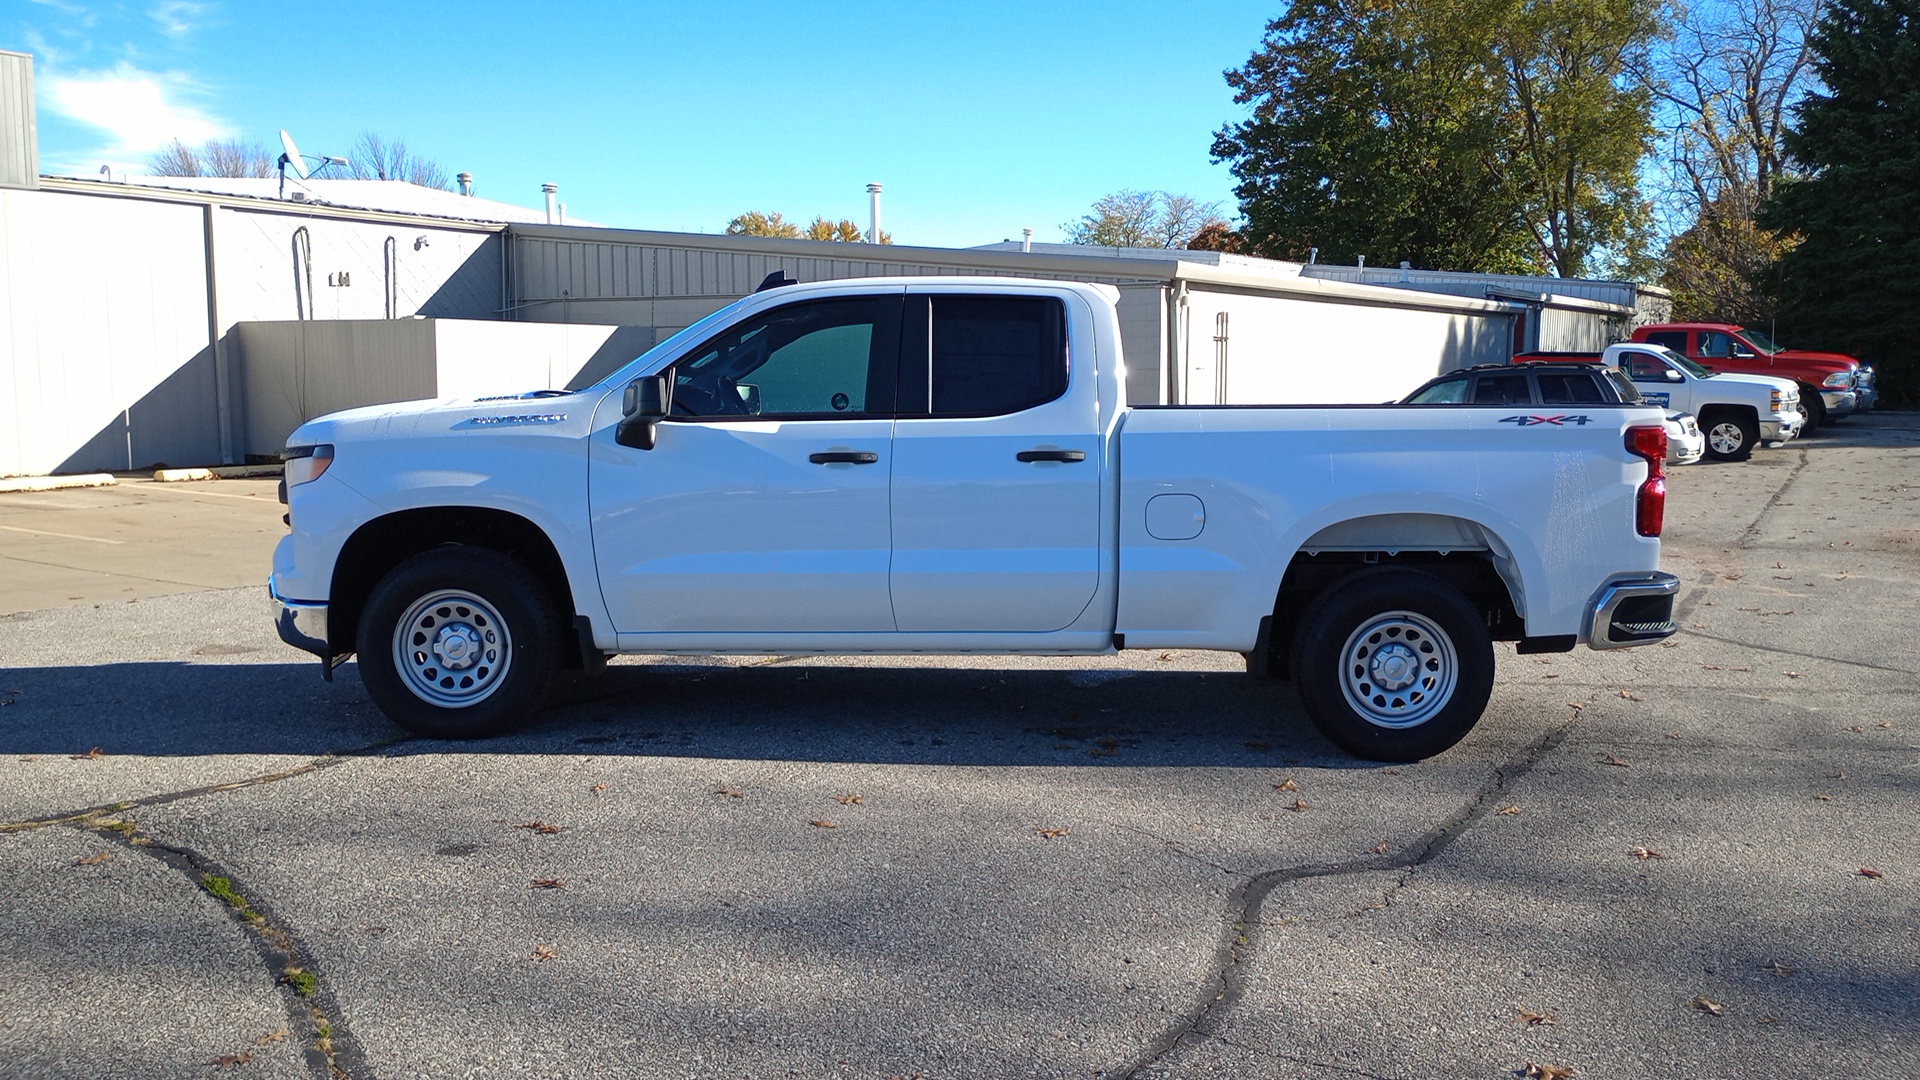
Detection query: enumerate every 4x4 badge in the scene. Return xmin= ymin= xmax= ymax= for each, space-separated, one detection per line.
xmin=1499 ymin=414 xmax=1593 ymax=427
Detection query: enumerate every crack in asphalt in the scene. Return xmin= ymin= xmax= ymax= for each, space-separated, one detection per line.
xmin=1111 ymin=718 xmax=1580 ymax=1080
xmin=63 ymin=813 xmax=374 ymax=1080
xmin=1738 ymin=446 xmax=1809 ymax=549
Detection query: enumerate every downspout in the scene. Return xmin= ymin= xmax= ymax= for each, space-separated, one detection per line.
xmin=383 ymin=236 xmax=398 ymax=319
xmin=204 ymin=202 xmax=234 ymax=463
xmin=291 ymin=226 xmax=314 ymax=320
xmin=1165 ymin=280 xmax=1189 ymax=405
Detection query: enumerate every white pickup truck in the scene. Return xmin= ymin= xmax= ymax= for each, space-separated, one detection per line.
xmin=270 ymin=278 xmax=1679 ymax=761
xmin=1520 ymin=343 xmax=1802 ymax=460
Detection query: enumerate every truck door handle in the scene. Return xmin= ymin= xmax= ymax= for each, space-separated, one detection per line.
xmin=809 ymin=451 xmax=879 ymax=464
xmin=1016 ymin=449 xmax=1086 ymax=463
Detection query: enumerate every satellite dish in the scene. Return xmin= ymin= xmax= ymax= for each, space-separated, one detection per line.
xmin=279 ymin=130 xmax=310 ymax=179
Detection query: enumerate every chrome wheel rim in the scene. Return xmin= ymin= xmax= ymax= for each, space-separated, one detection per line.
xmin=1337 ymin=610 xmax=1457 ymax=729
xmin=392 ymin=589 xmax=511 ymax=708
xmin=1708 ymin=422 xmax=1746 ymax=455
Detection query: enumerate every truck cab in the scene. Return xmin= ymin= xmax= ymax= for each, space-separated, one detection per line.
xmin=1608 ymin=343 xmax=1801 ymax=460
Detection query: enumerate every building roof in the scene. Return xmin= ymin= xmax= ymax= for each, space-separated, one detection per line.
xmin=46 ymin=173 xmax=579 ymax=225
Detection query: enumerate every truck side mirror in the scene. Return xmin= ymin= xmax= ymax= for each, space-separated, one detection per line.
xmin=1733 ymin=347 xmax=1755 ymax=359
xmin=1664 ymin=368 xmax=1684 ymax=382
xmin=616 ymin=374 xmax=672 ymax=450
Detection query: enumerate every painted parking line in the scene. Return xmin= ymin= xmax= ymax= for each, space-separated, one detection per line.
xmin=0 ymin=524 xmax=125 ymax=545
xmin=118 ymin=484 xmax=280 ymax=503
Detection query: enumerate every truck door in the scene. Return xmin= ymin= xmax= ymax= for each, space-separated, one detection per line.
xmin=589 ymin=293 xmax=903 ymax=634
xmin=1619 ymin=349 xmax=1683 ymax=411
xmin=888 ymin=292 xmax=1102 ymax=632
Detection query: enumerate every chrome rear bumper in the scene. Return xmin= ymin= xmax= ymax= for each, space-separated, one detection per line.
xmin=1587 ymin=573 xmax=1681 ymax=649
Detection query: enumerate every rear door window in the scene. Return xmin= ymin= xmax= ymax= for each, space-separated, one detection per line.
xmin=1536 ymin=372 xmax=1606 ymax=404
xmin=1644 ymin=331 xmax=1688 ymax=353
xmin=1471 ymin=373 xmax=1533 ymax=405
xmin=899 ymin=296 xmax=1069 ymax=417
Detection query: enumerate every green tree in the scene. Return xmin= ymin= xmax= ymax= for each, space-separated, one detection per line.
xmin=1762 ymin=0 xmax=1920 ymax=405
xmin=1214 ymin=0 xmax=1660 ymax=276
xmin=1063 ymin=189 xmax=1226 ymax=248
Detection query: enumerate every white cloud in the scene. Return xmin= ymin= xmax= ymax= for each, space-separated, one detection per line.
xmin=148 ymin=1 xmax=210 ymax=38
xmin=46 ymin=62 xmax=229 ymax=167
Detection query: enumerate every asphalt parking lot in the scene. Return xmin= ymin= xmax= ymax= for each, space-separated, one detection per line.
xmin=2 ymin=418 xmax=1916 ymax=1080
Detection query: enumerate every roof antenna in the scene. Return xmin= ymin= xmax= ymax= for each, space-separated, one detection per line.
xmin=756 ymin=270 xmax=798 ymax=292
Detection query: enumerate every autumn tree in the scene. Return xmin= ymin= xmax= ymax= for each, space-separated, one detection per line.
xmin=348 ymin=132 xmax=451 ymax=189
xmin=1214 ymin=0 xmax=1660 ymax=276
xmin=1063 ymin=189 xmax=1226 ymax=248
xmin=1762 ymin=0 xmax=1920 ymax=405
xmin=148 ymin=137 xmax=275 ymax=178
xmin=727 ymin=211 xmax=891 ymax=243
xmin=1647 ymin=0 xmax=1825 ymax=320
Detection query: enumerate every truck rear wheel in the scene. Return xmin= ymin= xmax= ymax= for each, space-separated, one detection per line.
xmin=1291 ymin=568 xmax=1494 ymax=761
xmin=357 ymin=547 xmax=561 ymax=739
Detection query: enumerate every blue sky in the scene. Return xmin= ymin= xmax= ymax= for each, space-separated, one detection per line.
xmin=13 ymin=0 xmax=1280 ymax=247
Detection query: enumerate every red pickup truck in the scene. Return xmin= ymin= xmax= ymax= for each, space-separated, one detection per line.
xmin=1628 ymin=323 xmax=1874 ymax=429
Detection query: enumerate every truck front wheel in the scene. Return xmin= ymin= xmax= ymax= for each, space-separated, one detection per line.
xmin=1702 ymin=410 xmax=1759 ymax=461
xmin=356 ymin=547 xmax=561 ymax=739
xmin=1292 ymin=569 xmax=1494 ymax=761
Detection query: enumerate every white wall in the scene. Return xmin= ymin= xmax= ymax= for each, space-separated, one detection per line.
xmin=1181 ymin=289 xmax=1512 ymax=406
xmin=0 ymin=184 xmax=505 ymax=476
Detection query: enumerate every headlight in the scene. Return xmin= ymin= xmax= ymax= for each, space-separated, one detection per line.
xmin=284 ymin=444 xmax=334 ymax=487
xmin=1769 ymin=389 xmax=1784 ymax=412
xmin=1822 ymin=372 xmax=1852 ymax=388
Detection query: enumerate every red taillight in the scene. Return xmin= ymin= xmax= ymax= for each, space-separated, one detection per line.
xmin=1626 ymin=424 xmax=1667 ymax=537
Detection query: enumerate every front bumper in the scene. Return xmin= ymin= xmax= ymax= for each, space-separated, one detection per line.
xmin=269 ymin=575 xmax=330 ymax=659
xmin=1760 ymin=411 xmax=1801 ymax=442
xmin=1821 ymin=389 xmax=1858 ymax=417
xmin=1587 ymin=573 xmax=1681 ymax=649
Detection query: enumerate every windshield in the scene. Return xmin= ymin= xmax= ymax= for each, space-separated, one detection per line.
xmin=1739 ymin=328 xmax=1783 ymax=354
xmin=1659 ymin=347 xmax=1716 ymax=379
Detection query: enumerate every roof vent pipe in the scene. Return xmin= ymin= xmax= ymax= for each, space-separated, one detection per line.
xmin=1400 ymin=260 xmax=1411 ymax=283
xmin=1022 ymin=228 xmax=1032 ymax=253
xmin=457 ymin=172 xmax=473 ymax=196
xmin=1357 ymin=255 xmax=1365 ymax=270
xmin=1308 ymin=247 xmax=1318 ymax=265
xmin=558 ymin=203 xmax=566 ymax=225
xmin=867 ymin=183 xmax=882 ymax=243
xmin=542 ymin=182 xmax=557 ymax=224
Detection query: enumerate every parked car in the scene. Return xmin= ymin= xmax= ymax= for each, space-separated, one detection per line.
xmin=1513 ymin=344 xmax=1801 ymax=461
xmin=1402 ymin=360 xmax=1641 ymax=408
xmin=1664 ymin=412 xmax=1705 ymax=467
xmin=271 ymin=278 xmax=1679 ymax=762
xmin=1628 ymin=323 xmax=1872 ymax=428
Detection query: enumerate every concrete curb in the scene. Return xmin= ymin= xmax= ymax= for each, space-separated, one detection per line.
xmin=152 ymin=465 xmax=285 ymax=483
xmin=0 ymin=473 xmax=118 ymax=494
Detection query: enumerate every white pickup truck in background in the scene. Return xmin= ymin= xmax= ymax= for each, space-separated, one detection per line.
xmin=270 ymin=278 xmax=1680 ymax=761
xmin=1520 ymin=343 xmax=1802 ymax=461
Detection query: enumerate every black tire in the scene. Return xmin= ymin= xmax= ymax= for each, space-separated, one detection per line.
xmin=1702 ymin=410 xmax=1758 ymax=461
xmin=357 ymin=547 xmax=561 ymax=739
xmin=1799 ymin=386 xmax=1826 ymax=432
xmin=1290 ymin=568 xmax=1495 ymax=762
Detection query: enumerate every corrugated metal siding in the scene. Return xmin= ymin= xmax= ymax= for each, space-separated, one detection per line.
xmin=0 ymin=52 xmax=37 ymax=191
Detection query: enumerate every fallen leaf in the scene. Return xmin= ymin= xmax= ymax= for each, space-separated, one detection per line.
xmin=1155 ymin=652 xmax=1172 ymax=661
xmin=1692 ymin=996 xmax=1725 ymax=1016
xmin=1515 ymin=1006 xmax=1558 ymax=1027
xmin=1758 ymin=1015 xmax=1780 ymax=1025
xmin=1765 ymin=961 xmax=1796 ymax=977
xmin=715 ymin=787 xmax=743 ymax=798
xmin=1833 ymin=771 xmax=1848 ymax=780
xmin=254 ymin=1030 xmax=289 ymax=1045
xmin=589 ymin=783 xmax=606 ymax=794
xmin=1774 ymin=562 xmax=1786 ymax=570
xmin=512 ymin=821 xmax=566 ymax=834
xmin=73 ymin=853 xmax=110 ymax=866
xmin=530 ymin=878 xmax=564 ymax=889
xmin=205 ymin=1052 xmax=252 ymax=1069
xmin=1856 ymin=867 xmax=1883 ymax=879
xmin=1290 ymin=799 xmax=1311 ymax=812
xmin=1034 ymin=828 xmax=1069 ymax=839
xmin=1496 ymin=805 xmax=1521 ymax=816
xmin=809 ymin=820 xmax=837 ymax=829
xmin=531 ymin=945 xmax=558 ymax=962
xmin=1660 ymin=640 xmax=1681 ymax=649
xmin=1273 ymin=779 xmax=1299 ymax=792
xmin=1566 ymin=702 xmax=1585 ymax=711
xmin=1784 ymin=671 xmax=1804 ymax=679
xmin=1367 ymin=843 xmax=1391 ymax=855
xmin=1701 ymin=664 xmax=1723 ymax=671
xmin=1845 ymin=725 xmax=1864 ymax=733
xmin=1524 ymin=1062 xmax=1574 ymax=1080
xmin=1604 ymin=755 xmax=1629 ymax=768
xmin=1630 ymin=847 xmax=1667 ymax=860
xmin=1617 ymin=689 xmax=1642 ymax=701
xmin=833 ymin=794 xmax=865 ymax=806
xmin=1665 ymin=732 xmax=1683 ymax=740
xmin=70 ymin=747 xmax=104 ymax=760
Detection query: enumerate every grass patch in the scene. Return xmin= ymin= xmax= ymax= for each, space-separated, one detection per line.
xmin=200 ymin=874 xmax=258 ymax=920
xmin=283 ymin=966 xmax=316 ymax=997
